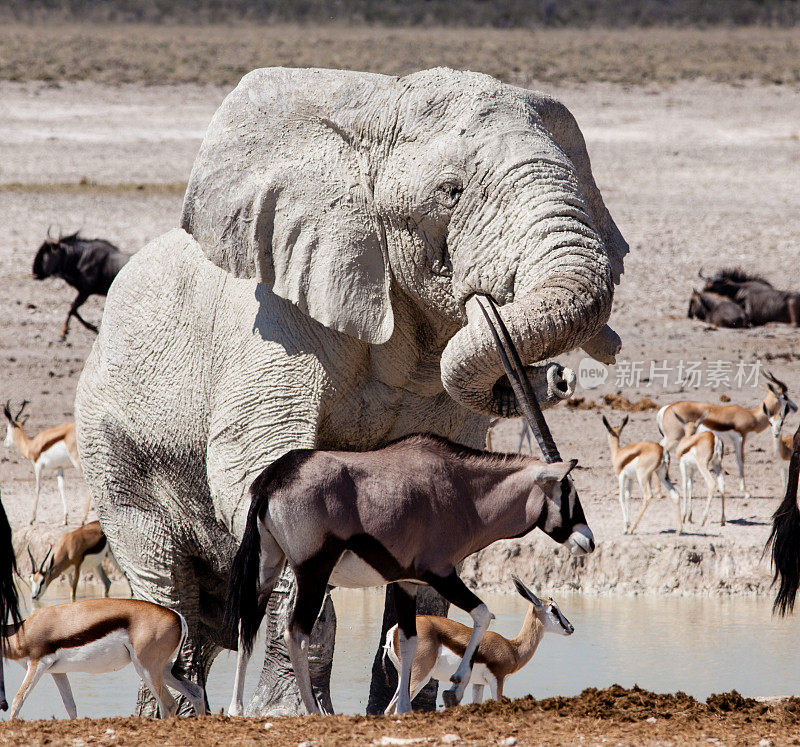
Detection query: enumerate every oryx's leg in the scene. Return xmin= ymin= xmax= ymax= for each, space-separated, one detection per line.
xmin=286 ymin=558 xmax=338 ymax=716
xmin=9 ymin=660 xmax=47 ymax=719
xmin=472 ymin=684 xmax=485 ymax=703
xmin=426 ymin=570 xmax=492 ymax=708
xmin=51 ymin=673 xmax=77 ymax=719
xmin=629 ymin=473 xmax=653 ymax=534
xmin=391 ymin=582 xmax=418 ymax=715
xmin=229 ymin=530 xmax=285 ymax=717
xmin=55 ymin=467 xmax=69 ymax=525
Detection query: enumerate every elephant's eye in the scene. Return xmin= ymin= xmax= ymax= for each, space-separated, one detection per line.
xmin=434 ymin=180 xmax=463 ymax=209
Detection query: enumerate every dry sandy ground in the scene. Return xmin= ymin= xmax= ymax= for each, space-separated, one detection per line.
xmin=1 ymin=78 xmax=799 ymax=595
xmin=1 ymin=687 xmax=799 ymax=746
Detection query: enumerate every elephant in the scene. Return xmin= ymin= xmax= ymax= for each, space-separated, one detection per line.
xmin=75 ymin=66 xmax=628 ymax=716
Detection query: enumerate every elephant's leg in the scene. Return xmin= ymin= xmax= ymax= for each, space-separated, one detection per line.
xmin=366 ymin=584 xmax=449 ymax=715
xmin=245 ymin=564 xmax=336 ymax=716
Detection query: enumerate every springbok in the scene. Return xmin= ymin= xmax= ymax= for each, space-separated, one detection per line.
xmin=28 ymin=521 xmax=122 ymax=602
xmin=3 ymin=401 xmax=79 ymax=525
xmin=1 ymin=598 xmax=206 ymax=719
xmin=656 ymin=371 xmax=796 ymax=499
xmin=601 ymin=415 xmax=682 ymax=535
xmin=674 ymin=413 xmax=725 ymax=526
xmin=223 ymin=296 xmax=594 ymax=717
xmin=765 ymin=421 xmax=800 ymax=615
xmin=769 ymin=403 xmax=793 ymax=491
xmin=383 ymin=576 xmax=572 ymax=712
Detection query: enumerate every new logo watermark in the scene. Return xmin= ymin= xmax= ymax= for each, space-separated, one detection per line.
xmin=578 ymin=358 xmax=609 ymax=390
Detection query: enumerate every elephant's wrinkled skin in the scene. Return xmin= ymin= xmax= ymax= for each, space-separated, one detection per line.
xmin=75 ymin=67 xmax=627 ymax=715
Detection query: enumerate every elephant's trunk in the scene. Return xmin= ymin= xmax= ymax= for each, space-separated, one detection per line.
xmin=441 ymin=176 xmax=615 ymax=416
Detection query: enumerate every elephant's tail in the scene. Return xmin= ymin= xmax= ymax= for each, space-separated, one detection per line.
xmin=223 ymin=485 xmax=268 ymax=658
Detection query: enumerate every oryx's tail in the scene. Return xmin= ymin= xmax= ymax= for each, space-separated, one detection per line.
xmin=766 ymin=425 xmax=800 ymax=616
xmin=0 ymin=493 xmax=21 ymax=712
xmin=223 ymin=480 xmax=269 ymax=657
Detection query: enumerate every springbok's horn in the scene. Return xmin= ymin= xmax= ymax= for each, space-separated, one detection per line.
xmin=15 ymin=400 xmax=29 ymax=422
xmin=39 ymin=546 xmax=53 ymax=576
xmin=27 ymin=546 xmax=36 ymax=573
xmin=476 ymin=295 xmax=561 ymax=463
xmin=2 ymin=401 xmax=11 ymax=421
xmin=511 ymin=575 xmax=543 ymax=606
xmin=765 ymin=370 xmax=789 ymax=392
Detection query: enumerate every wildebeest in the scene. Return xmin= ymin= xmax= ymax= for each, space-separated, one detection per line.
xmin=32 ymin=231 xmax=130 ymax=340
xmin=700 ymin=268 xmax=800 ymax=327
xmin=687 ymin=288 xmax=749 ymax=328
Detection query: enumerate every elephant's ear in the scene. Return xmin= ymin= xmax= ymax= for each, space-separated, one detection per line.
xmin=529 ymin=94 xmax=629 ymax=285
xmin=181 ymin=68 xmax=393 ymax=345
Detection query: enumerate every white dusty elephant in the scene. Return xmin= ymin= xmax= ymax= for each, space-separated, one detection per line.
xmin=75 ymin=67 xmax=627 ymax=715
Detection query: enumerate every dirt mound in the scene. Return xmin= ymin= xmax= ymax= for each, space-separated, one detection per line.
xmin=565 ymin=394 xmax=660 ymax=412
xmin=1 ymin=688 xmax=799 ymax=746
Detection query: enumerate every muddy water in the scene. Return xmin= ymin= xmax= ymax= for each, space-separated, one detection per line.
xmin=2 ymin=585 xmax=799 ymax=720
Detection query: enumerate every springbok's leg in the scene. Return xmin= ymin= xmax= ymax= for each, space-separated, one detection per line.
xmin=618 ymin=473 xmax=629 ymax=533
xmin=286 ymin=563 xmax=336 ymax=715
xmin=698 ymin=464 xmax=717 ymax=526
xmin=30 ymin=463 xmax=42 ymax=525
xmin=426 ymin=570 xmax=492 ymax=708
xmin=96 ymin=564 xmax=112 ymax=597
xmin=629 ymin=473 xmax=653 ymax=534
xmin=163 ymin=668 xmax=207 ymax=716
xmin=9 ymin=661 xmax=46 ymax=719
xmin=713 ymin=463 xmax=726 ymax=526
xmin=657 ymin=465 xmax=683 ymax=535
xmin=51 ymin=673 xmax=77 ymax=719
xmin=56 ymin=468 xmax=69 ymax=525
xmin=472 ymin=684 xmax=485 ymax=703
xmin=69 ymin=569 xmax=79 ymax=601
xmin=680 ymin=462 xmax=692 ymax=523
xmin=228 ymin=532 xmax=285 ymax=717
xmin=392 ymin=582 xmax=418 ymax=715
xmin=79 ymin=492 xmax=93 ymax=525
xmin=732 ymin=433 xmax=747 ymax=498
xmin=128 ymin=646 xmax=177 ymax=718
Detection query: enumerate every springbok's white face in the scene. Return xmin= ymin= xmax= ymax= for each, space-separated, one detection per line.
xmin=536 ymin=598 xmax=575 ymax=637
xmin=512 ymin=576 xmax=574 ymax=636
xmin=29 ymin=570 xmax=47 ymax=600
xmin=4 ymin=421 xmax=13 ymax=447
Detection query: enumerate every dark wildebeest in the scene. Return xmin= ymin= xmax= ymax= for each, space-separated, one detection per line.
xmin=32 ymin=231 xmax=130 ymax=340
xmin=687 ymin=288 xmax=749 ymax=328
xmin=765 ymin=421 xmax=800 ymax=615
xmin=700 ymin=268 xmax=800 ymax=327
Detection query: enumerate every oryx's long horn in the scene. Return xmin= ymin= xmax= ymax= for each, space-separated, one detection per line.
xmin=476 ymin=295 xmax=561 ymax=463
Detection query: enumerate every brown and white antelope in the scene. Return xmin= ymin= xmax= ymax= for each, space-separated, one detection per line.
xmin=601 ymin=415 xmax=682 ymax=535
xmin=657 ymin=372 xmax=796 ymax=499
xmin=28 ymin=521 xmax=122 ymax=602
xmin=1 ymin=598 xmax=206 ymax=719
xmin=3 ymin=401 xmax=80 ymax=525
xmin=383 ymin=576 xmax=573 ymax=712
xmin=769 ymin=402 xmax=793 ymax=491
xmin=674 ymin=413 xmax=726 ymax=526
xmin=223 ymin=296 xmax=594 ymax=717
